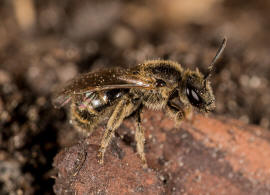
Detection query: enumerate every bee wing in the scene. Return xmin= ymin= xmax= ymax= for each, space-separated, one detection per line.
xmin=52 ymin=67 xmax=155 ymax=108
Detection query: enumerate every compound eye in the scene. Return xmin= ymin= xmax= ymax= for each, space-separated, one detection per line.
xmin=186 ymin=87 xmax=201 ymax=106
xmin=156 ymin=79 xmax=166 ymax=87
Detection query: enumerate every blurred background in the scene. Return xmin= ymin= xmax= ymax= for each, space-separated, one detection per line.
xmin=0 ymin=0 xmax=270 ymax=194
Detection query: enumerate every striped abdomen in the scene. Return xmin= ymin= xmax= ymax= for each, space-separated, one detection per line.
xmin=74 ymin=89 xmax=129 ymax=115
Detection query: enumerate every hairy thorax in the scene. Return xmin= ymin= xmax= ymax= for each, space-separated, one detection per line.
xmin=130 ymin=88 xmax=170 ymax=110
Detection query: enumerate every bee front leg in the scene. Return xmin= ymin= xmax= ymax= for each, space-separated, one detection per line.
xmin=166 ymin=101 xmax=185 ymax=125
xmin=183 ymin=105 xmax=193 ymax=121
xmin=98 ymin=98 xmax=132 ymax=164
xmin=134 ymin=105 xmax=147 ymax=168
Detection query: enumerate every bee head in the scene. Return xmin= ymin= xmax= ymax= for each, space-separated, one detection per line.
xmin=181 ymin=38 xmax=227 ymax=112
xmin=183 ymin=70 xmax=215 ymax=112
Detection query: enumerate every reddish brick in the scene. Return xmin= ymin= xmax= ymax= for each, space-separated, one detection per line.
xmin=54 ymin=110 xmax=270 ymax=194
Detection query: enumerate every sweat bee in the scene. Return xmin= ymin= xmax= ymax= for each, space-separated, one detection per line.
xmin=53 ymin=38 xmax=227 ymax=167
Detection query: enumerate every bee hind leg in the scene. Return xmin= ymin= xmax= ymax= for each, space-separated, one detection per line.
xmin=134 ymin=105 xmax=147 ymax=168
xmin=98 ymin=98 xmax=133 ymax=164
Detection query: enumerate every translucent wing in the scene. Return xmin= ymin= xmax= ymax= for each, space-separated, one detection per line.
xmin=52 ymin=67 xmax=155 ymax=108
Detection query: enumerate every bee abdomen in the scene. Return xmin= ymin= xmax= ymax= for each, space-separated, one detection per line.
xmin=77 ymin=91 xmax=108 ymax=114
xmin=70 ymin=103 xmax=98 ymax=133
xmin=77 ymin=89 xmax=129 ymax=114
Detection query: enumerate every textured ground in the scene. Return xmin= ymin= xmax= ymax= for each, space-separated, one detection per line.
xmin=54 ymin=111 xmax=270 ymax=194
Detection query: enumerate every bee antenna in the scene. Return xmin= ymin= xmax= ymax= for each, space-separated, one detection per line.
xmin=204 ymin=37 xmax=227 ymax=80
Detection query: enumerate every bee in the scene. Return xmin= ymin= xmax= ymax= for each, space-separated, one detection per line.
xmin=53 ymin=38 xmax=227 ymax=167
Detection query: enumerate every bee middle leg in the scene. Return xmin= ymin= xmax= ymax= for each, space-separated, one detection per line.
xmin=134 ymin=105 xmax=147 ymax=168
xmin=98 ymin=98 xmax=133 ymax=164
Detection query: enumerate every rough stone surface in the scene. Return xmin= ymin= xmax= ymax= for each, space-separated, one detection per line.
xmin=53 ymin=110 xmax=270 ymax=195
